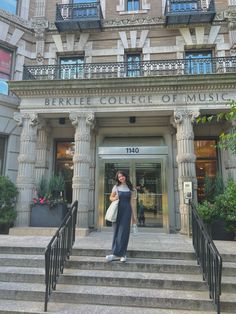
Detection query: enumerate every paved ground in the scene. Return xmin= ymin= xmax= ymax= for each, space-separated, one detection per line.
xmin=0 ymin=228 xmax=235 ymax=256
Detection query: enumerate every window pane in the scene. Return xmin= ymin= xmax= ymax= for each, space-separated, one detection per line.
xmin=127 ymin=54 xmax=141 ymax=77
xmin=127 ymin=0 xmax=139 ymax=11
xmin=185 ymin=51 xmax=212 ymax=75
xmin=0 ymin=47 xmax=12 ymax=95
xmin=0 ymin=136 xmax=7 ymax=175
xmin=171 ymin=1 xmax=197 ymax=12
xmin=60 ymin=57 xmax=84 ymax=79
xmin=0 ymin=0 xmax=18 ymax=14
xmin=73 ymin=0 xmax=94 ymax=3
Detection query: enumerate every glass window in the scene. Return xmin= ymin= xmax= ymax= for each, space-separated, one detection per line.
xmin=194 ymin=140 xmax=218 ymax=202
xmin=127 ymin=0 xmax=139 ymax=11
xmin=185 ymin=51 xmax=212 ymax=75
xmin=0 ymin=136 xmax=7 ymax=175
xmin=73 ymin=0 xmax=95 ymax=2
xmin=127 ymin=54 xmax=141 ymax=77
xmin=0 ymin=47 xmax=13 ymax=95
xmin=0 ymin=0 xmax=18 ymax=14
xmin=55 ymin=141 xmax=75 ymax=203
xmin=60 ymin=57 xmax=84 ymax=79
xmin=171 ymin=1 xmax=197 ymax=12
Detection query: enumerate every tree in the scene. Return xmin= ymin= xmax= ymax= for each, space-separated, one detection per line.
xmin=197 ymin=100 xmax=236 ymax=154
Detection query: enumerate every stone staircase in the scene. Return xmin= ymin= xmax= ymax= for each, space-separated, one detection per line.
xmin=0 ymin=243 xmax=235 ymax=314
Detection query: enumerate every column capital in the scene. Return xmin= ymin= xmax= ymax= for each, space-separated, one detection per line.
xmin=173 ymin=109 xmax=199 ymax=126
xmin=14 ymin=112 xmax=39 ymax=127
xmin=69 ymin=111 xmax=95 ymax=128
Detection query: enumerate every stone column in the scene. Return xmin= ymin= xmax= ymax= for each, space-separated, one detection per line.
xmin=35 ymin=120 xmax=51 ymax=182
xmin=13 ymin=112 xmax=39 ymax=226
xmin=69 ymin=112 xmax=95 ymax=232
xmin=173 ymin=109 xmax=199 ymax=235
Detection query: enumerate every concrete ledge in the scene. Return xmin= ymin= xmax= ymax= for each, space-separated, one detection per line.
xmin=9 ymin=227 xmax=57 ymax=236
xmin=9 ymin=227 xmax=91 ymax=237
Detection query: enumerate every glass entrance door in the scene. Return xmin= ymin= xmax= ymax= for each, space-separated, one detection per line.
xmin=102 ymin=160 xmax=166 ymax=228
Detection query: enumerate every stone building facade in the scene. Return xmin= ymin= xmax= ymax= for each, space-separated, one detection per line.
xmin=1 ymin=0 xmax=236 ymax=234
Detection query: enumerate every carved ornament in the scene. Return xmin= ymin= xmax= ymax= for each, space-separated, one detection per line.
xmin=103 ymin=15 xmax=164 ymax=27
xmin=174 ymin=110 xmax=199 ymax=125
xmin=69 ymin=112 xmax=95 ymax=127
xmin=14 ymin=112 xmax=39 ymax=127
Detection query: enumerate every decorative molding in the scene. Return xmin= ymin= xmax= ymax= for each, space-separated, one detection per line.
xmin=103 ymin=16 xmax=164 ymax=27
xmin=11 ymin=79 xmax=236 ymax=98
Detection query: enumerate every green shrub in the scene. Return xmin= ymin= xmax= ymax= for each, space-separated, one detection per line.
xmin=197 ymin=200 xmax=218 ymax=224
xmin=0 ymin=176 xmax=18 ymax=227
xmin=214 ymin=179 xmax=236 ymax=232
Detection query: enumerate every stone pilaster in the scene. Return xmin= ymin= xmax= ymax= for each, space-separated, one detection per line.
xmin=69 ymin=112 xmax=95 ymax=230
xmin=13 ymin=112 xmax=39 ymax=226
xmin=223 ymin=121 xmax=236 ymax=181
xmin=89 ymin=133 xmax=96 ymax=227
xmin=35 ymin=120 xmax=51 ymax=182
xmin=173 ymin=109 xmax=199 ymax=235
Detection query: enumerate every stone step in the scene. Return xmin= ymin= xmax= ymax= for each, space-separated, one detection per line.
xmin=72 ymin=248 xmax=196 ymax=260
xmin=0 ymin=254 xmax=44 ymax=268
xmin=0 ymin=266 xmax=235 ymax=294
xmin=0 ymin=299 xmax=222 ymax=314
xmin=0 ymin=282 xmax=215 ymax=311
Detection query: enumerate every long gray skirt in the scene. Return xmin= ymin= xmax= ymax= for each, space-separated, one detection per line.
xmin=112 ymin=190 xmax=132 ymax=257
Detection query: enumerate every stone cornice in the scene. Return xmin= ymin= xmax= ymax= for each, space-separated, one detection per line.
xmin=0 ymin=9 xmax=30 ymax=30
xmin=9 ymin=73 xmax=236 ymax=98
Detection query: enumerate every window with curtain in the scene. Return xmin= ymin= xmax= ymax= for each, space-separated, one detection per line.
xmin=185 ymin=51 xmax=212 ymax=75
xmin=194 ymin=139 xmax=218 ymax=202
xmin=60 ymin=57 xmax=84 ymax=79
xmin=0 ymin=0 xmax=18 ymax=14
xmin=126 ymin=54 xmax=141 ymax=77
xmin=0 ymin=47 xmax=13 ymax=95
xmin=171 ymin=1 xmax=197 ymax=12
xmin=127 ymin=0 xmax=140 ymax=11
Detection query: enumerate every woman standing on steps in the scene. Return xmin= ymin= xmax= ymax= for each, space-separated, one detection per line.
xmin=106 ymin=170 xmax=137 ymax=263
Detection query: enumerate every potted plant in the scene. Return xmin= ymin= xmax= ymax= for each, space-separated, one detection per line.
xmin=0 ymin=176 xmax=18 ymax=234
xmin=30 ymin=174 xmax=68 ymax=227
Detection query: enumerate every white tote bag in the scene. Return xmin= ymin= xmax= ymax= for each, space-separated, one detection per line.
xmin=105 ymin=199 xmax=119 ymax=222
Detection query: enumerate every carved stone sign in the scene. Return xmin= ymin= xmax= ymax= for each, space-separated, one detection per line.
xmin=43 ymin=92 xmax=231 ymax=107
xmin=20 ymin=91 xmax=234 ymax=110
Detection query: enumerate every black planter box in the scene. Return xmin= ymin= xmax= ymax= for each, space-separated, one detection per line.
xmin=210 ymin=219 xmax=235 ymax=241
xmin=30 ymin=203 xmax=68 ymax=227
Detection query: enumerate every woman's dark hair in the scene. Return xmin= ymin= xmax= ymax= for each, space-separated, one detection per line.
xmin=115 ymin=171 xmax=133 ymax=190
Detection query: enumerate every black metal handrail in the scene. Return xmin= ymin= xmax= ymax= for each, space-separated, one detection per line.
xmin=44 ymin=200 xmax=78 ymax=312
xmin=23 ymin=56 xmax=236 ymax=81
xmin=191 ymin=202 xmax=222 ymax=314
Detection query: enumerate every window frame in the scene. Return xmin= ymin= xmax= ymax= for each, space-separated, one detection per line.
xmin=126 ymin=53 xmax=142 ymax=77
xmin=0 ymin=46 xmax=14 ymax=95
xmin=185 ymin=50 xmax=213 ymax=75
xmin=127 ymin=0 xmax=140 ymax=12
xmin=59 ymin=56 xmax=85 ymax=80
xmin=54 ymin=139 xmax=75 ymax=203
xmin=194 ymin=138 xmax=220 ymax=203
